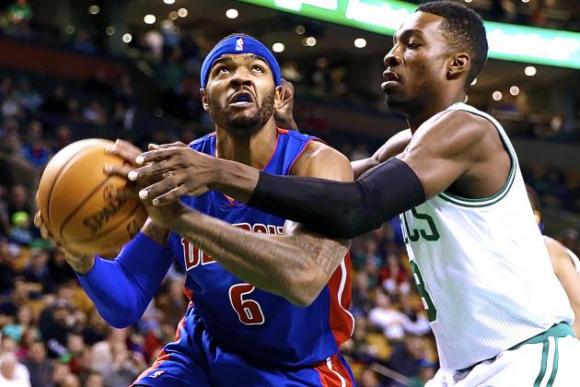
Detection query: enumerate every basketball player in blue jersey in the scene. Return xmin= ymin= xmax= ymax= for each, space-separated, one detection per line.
xmin=35 ymin=34 xmax=356 ymax=386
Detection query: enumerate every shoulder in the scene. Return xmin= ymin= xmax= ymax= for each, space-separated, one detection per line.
xmin=407 ymin=110 xmax=494 ymax=157
xmin=189 ymin=132 xmax=216 ymax=150
xmin=291 ymin=140 xmax=353 ymax=181
xmin=425 ymin=109 xmax=492 ymax=141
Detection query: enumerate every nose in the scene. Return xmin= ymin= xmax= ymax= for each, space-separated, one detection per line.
xmin=230 ymin=67 xmax=253 ymax=88
xmin=384 ymin=46 xmax=401 ymax=68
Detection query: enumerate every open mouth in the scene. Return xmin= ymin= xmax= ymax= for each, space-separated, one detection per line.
xmin=229 ymin=91 xmax=254 ymax=106
xmin=383 ymin=70 xmax=399 ymax=82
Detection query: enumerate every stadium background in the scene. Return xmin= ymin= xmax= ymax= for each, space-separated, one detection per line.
xmin=0 ymin=0 xmax=578 ymax=386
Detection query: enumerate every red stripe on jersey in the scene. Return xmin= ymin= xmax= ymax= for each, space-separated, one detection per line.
xmin=131 ymin=316 xmax=187 ymax=385
xmin=315 ymin=355 xmax=353 ymax=387
xmin=327 ymin=253 xmax=354 ymax=345
xmin=183 ymin=287 xmax=193 ymax=302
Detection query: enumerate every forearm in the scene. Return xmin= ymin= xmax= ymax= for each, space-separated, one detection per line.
xmin=352 ymin=158 xmax=379 ymax=179
xmin=77 ymin=232 xmax=172 ymax=327
xmin=245 ymin=158 xmax=425 ymax=238
xmin=173 ymin=212 xmax=323 ymax=305
xmin=211 ymin=158 xmax=260 ymax=203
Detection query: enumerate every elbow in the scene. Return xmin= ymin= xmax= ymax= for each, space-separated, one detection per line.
xmin=286 ymin=267 xmax=327 ymax=307
xmin=99 ymin=308 xmax=141 ymax=329
xmin=96 ymin=298 xmax=145 ymax=328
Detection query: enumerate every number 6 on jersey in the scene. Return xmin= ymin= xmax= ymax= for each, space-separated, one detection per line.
xmin=228 ymin=283 xmax=266 ymax=325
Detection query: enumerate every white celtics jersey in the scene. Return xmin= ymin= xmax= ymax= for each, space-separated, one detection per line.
xmin=401 ymin=103 xmax=573 ymax=371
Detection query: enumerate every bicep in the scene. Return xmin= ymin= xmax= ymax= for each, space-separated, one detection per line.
xmin=352 ymin=129 xmax=412 ymax=179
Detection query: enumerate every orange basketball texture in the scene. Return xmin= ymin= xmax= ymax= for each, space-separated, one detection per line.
xmin=36 ymin=139 xmax=147 ymax=256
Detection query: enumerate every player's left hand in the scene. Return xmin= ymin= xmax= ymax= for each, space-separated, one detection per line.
xmin=129 ymin=143 xmax=213 ymax=206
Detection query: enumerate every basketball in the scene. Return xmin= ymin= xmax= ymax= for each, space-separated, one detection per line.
xmin=36 ymin=139 xmax=147 ymax=256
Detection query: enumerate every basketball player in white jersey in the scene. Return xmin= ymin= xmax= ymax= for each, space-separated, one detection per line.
xmin=527 ymin=185 xmax=580 ymax=337
xmin=130 ymin=1 xmax=580 ymax=385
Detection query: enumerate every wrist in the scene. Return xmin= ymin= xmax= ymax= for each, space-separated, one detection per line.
xmin=209 ymin=158 xmax=229 ymax=191
xmin=67 ymin=254 xmax=96 ymax=275
xmin=173 ymin=209 xmax=203 ymax=237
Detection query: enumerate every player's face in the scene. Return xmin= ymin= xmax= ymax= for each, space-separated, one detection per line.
xmin=202 ymin=54 xmax=280 ymax=136
xmin=381 ymin=12 xmax=452 ymax=111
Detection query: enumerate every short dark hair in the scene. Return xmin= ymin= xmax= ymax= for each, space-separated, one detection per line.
xmin=416 ymin=1 xmax=488 ymax=88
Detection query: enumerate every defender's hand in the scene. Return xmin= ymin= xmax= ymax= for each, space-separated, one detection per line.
xmin=129 ymin=143 xmax=212 ymax=206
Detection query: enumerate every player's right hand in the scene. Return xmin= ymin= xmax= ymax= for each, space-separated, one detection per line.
xmin=33 ymin=211 xmax=95 ymax=274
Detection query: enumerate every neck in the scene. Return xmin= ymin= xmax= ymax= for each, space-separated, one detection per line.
xmin=215 ymin=118 xmax=278 ymax=168
xmin=407 ymin=92 xmax=466 ymax=133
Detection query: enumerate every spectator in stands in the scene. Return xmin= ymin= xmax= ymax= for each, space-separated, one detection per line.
xmin=2 ymin=303 xmax=33 ymax=343
xmin=41 ymin=85 xmax=68 ymax=115
xmin=82 ymin=100 xmax=107 ymax=125
xmin=7 ymin=0 xmax=32 ymax=26
xmin=0 ymin=351 xmax=30 ymax=386
xmin=14 ymin=79 xmax=42 ymax=113
xmin=8 ymin=185 xmax=32 ymax=222
xmin=9 ymin=211 xmax=33 ymax=246
xmin=21 ymin=248 xmax=52 ymax=293
xmin=22 ymin=341 xmax=53 ymax=387
xmin=368 ymin=290 xmax=409 ymax=340
xmin=66 ymin=98 xmax=83 ymax=122
xmin=51 ymin=125 xmax=73 ymax=153
xmin=21 ymin=121 xmax=51 ymax=167
xmin=386 ymin=333 xmax=429 ymax=386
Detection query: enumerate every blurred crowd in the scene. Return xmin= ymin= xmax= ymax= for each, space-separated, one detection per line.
xmin=0 ymin=1 xmax=578 ymax=386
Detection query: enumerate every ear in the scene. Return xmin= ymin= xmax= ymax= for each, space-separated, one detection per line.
xmin=200 ymin=88 xmax=209 ymax=111
xmin=273 ymin=84 xmax=285 ymax=110
xmin=447 ymin=53 xmax=470 ymax=81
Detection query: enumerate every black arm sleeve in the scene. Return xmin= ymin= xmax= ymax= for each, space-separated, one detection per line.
xmin=247 ymin=157 xmax=425 ymax=238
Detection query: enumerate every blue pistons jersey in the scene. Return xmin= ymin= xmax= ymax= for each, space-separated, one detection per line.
xmin=166 ymin=129 xmax=354 ymax=368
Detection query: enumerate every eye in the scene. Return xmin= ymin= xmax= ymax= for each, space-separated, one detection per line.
xmin=252 ymin=65 xmax=265 ymax=73
xmin=216 ymin=66 xmax=230 ymax=75
xmin=407 ymin=42 xmax=420 ymax=49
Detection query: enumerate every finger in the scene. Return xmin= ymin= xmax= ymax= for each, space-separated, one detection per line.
xmin=106 ymin=139 xmax=142 ymax=163
xmin=156 ymin=141 xmax=187 ymax=149
xmin=150 ymin=185 xmax=188 ymax=206
xmin=136 ymin=149 xmax=176 ymax=165
xmin=33 ymin=211 xmax=42 ymax=228
xmin=104 ymin=185 xmax=137 ymax=201
xmin=128 ymin=161 xmax=175 ymax=182
xmin=104 ymin=164 xmax=133 ymax=179
xmin=39 ymin=224 xmax=52 ymax=241
xmin=189 ymin=185 xmax=210 ymax=197
xmin=138 ymin=175 xmax=183 ymax=201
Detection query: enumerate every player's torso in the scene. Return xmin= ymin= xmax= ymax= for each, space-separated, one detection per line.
xmin=401 ymin=103 xmax=573 ymax=371
xmin=167 ymin=129 xmax=353 ymax=367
